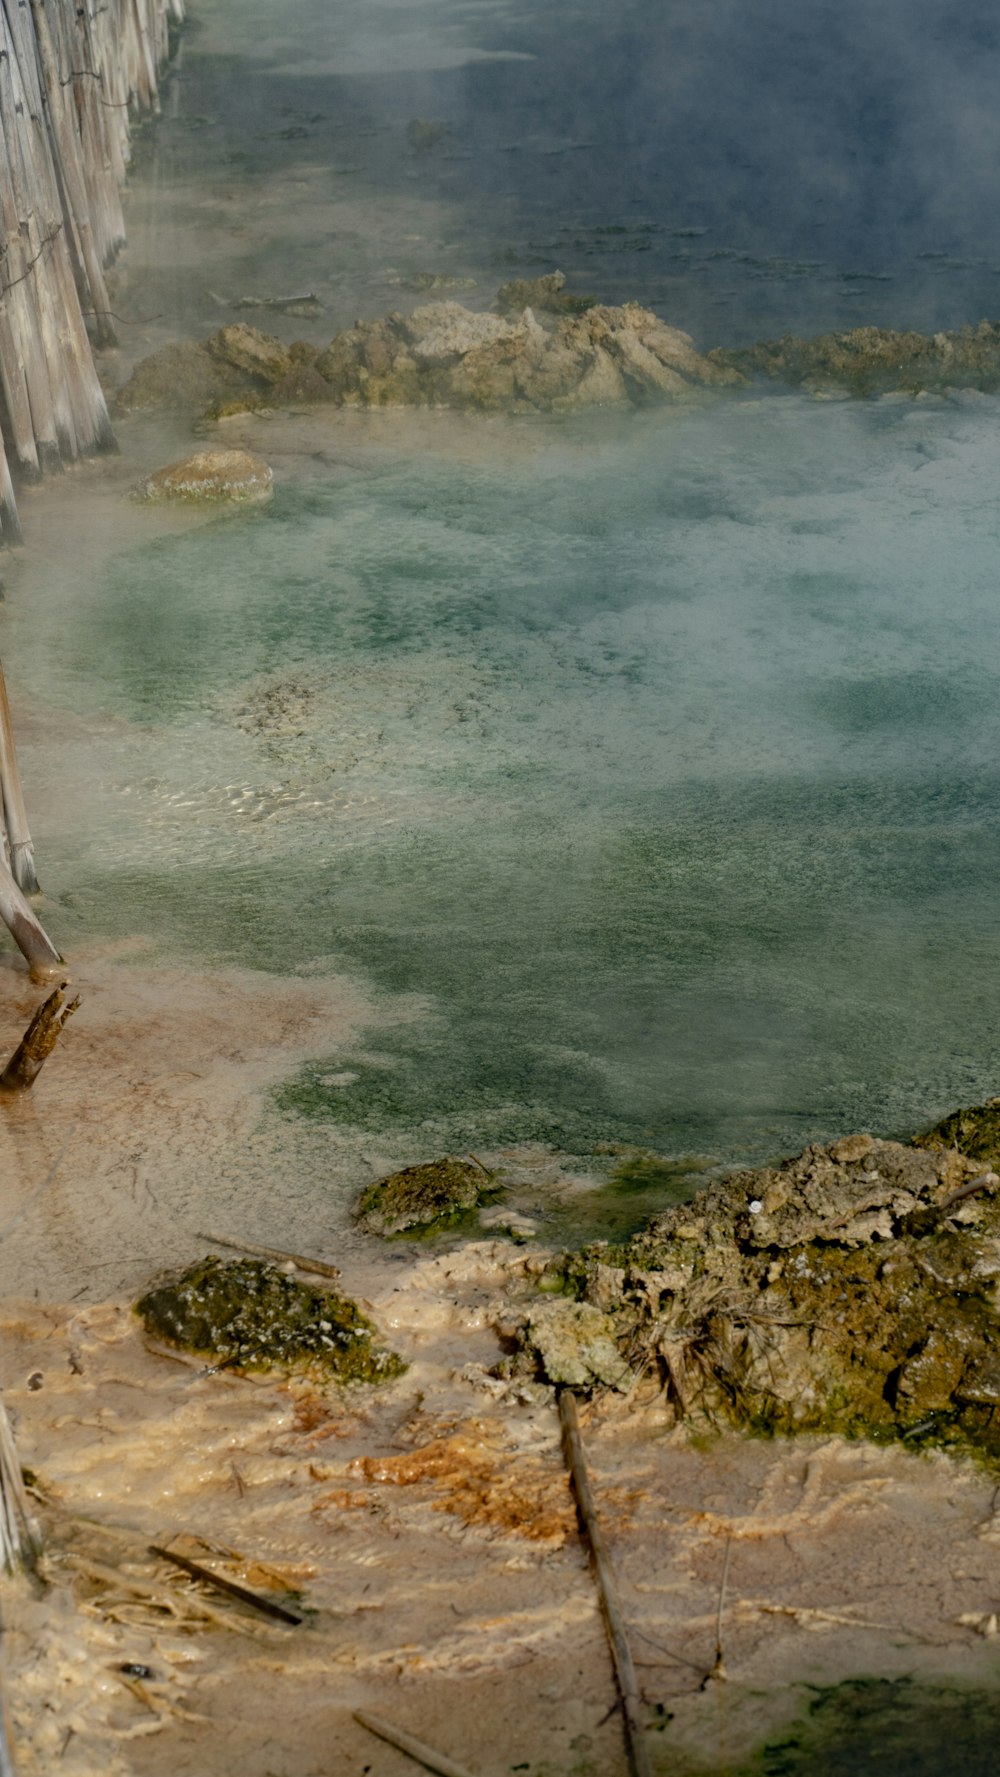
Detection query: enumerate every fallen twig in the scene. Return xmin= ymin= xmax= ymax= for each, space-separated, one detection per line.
xmin=707 ymin=1535 xmax=732 ymax=1684
xmin=66 ymin=1553 xmax=258 ymax=1635
xmin=149 ymin=1544 xmax=303 ymax=1625
xmin=354 ymin=1709 xmax=477 ymax=1777
xmin=558 ymin=1390 xmax=652 ymax=1777
xmin=194 ymin=1231 xmax=340 ymax=1280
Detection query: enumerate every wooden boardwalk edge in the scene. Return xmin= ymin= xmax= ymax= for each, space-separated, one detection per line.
xmin=0 ymin=0 xmax=184 ymax=543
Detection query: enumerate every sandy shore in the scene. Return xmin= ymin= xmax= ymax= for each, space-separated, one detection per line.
xmin=3 ymin=961 xmax=1000 ymax=1775
xmin=6 ymin=1247 xmax=1000 ymax=1777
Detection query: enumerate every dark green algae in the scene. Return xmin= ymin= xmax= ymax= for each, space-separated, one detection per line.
xmin=915 ymin=1094 xmax=1000 ymax=1169
xmin=732 ymin=1677 xmax=1000 ymax=1777
xmin=355 ymin=1155 xmax=499 ymax=1236
xmin=136 ymin=1257 xmax=405 ymax=1384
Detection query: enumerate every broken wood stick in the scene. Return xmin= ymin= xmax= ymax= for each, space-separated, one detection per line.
xmin=149 ymin=1545 xmax=303 ymax=1626
xmin=66 ymin=1553 xmax=258 ymax=1635
xmin=558 ymin=1390 xmax=652 ymax=1777
xmin=0 ymin=857 xmax=60 ymax=973
xmin=0 ymin=983 xmax=79 ymax=1091
xmin=353 ymin=1710 xmax=477 ymax=1777
xmin=0 ymin=662 xmax=38 ymax=894
xmin=194 ymin=1230 xmax=340 ymax=1280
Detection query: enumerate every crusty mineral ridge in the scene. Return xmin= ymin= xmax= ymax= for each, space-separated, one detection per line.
xmin=114 ymin=283 xmax=741 ymax=420
xmin=711 ymin=318 xmax=1000 ymax=395
xmin=312 ymin=299 xmax=740 ymax=412
xmin=512 ymin=1126 xmax=1000 ymax=1463
xmin=135 ymin=447 xmax=274 ymax=503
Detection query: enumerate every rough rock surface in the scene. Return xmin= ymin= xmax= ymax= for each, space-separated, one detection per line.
xmin=136 ymin=1257 xmax=405 ymax=1383
xmin=135 ymin=447 xmax=273 ymax=503
xmin=311 ymin=297 xmax=739 ymax=413
xmin=916 ymin=1095 xmax=1000 ymax=1167
xmin=356 ymin=1156 xmax=498 ymax=1236
xmin=111 ymin=338 xmax=256 ymax=415
xmin=206 ymin=321 xmax=294 ymax=383
xmin=508 ymin=1300 xmax=635 ymax=1391
xmin=711 ymin=319 xmax=1000 ymax=396
xmin=511 ymin=1125 xmax=1000 ymax=1461
xmin=117 ymin=279 xmax=740 ymax=421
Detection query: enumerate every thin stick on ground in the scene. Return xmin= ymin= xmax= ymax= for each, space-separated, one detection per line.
xmin=710 ymin=1535 xmax=732 ymax=1683
xmin=194 ymin=1231 xmax=340 ymax=1280
xmin=0 ymin=983 xmax=79 ymax=1090
xmin=353 ymin=1710 xmax=477 ymax=1777
xmin=558 ymin=1390 xmax=653 ymax=1777
xmin=149 ymin=1544 xmax=303 ymax=1626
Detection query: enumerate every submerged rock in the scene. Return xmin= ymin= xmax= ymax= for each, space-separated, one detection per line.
xmin=135 ymin=447 xmax=273 ymax=503
xmin=711 ymin=319 xmax=1000 ymax=396
xmin=356 ymin=1156 xmax=498 ymax=1236
xmin=511 ymin=1129 xmax=1000 ymax=1461
xmin=495 ymin=270 xmax=593 ymax=316
xmin=136 ymin=1257 xmax=406 ymax=1383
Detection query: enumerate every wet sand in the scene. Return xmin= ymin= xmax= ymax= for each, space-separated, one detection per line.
xmin=6 ymin=1235 xmax=1000 ymax=1776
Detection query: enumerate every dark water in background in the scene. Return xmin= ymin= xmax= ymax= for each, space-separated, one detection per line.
xmin=135 ymin=0 xmax=1000 ymax=346
xmin=14 ymin=0 xmax=1000 ymax=1193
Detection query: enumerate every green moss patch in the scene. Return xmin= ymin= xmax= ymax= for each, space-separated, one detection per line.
xmin=739 ymin=1678 xmax=1000 ymax=1777
xmin=915 ymin=1095 xmax=1000 ymax=1168
xmin=356 ymin=1156 xmax=499 ymax=1236
xmin=136 ymin=1258 xmax=405 ymax=1384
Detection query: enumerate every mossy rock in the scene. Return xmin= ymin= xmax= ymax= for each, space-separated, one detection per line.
xmin=356 ymin=1156 xmax=497 ymax=1236
xmin=512 ymin=1134 xmax=1000 ymax=1461
xmin=914 ymin=1097 xmax=1000 ymax=1167
xmin=136 ymin=1257 xmax=405 ymax=1384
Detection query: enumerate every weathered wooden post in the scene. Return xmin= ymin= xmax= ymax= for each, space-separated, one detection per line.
xmin=0 ymin=662 xmax=38 ymax=894
xmin=0 ymin=0 xmax=184 ymax=541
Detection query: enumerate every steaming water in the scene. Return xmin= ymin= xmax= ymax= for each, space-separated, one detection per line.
xmin=11 ymin=0 xmax=1000 ymax=1206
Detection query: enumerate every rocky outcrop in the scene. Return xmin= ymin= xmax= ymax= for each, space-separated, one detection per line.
xmin=113 ymin=339 xmax=258 ymax=415
xmin=711 ymin=319 xmax=1000 ymax=396
xmin=135 ymin=447 xmax=273 ymax=503
xmin=510 ymin=1125 xmax=1000 ymax=1462
xmin=115 ymin=281 xmax=741 ymax=422
xmin=314 ymin=298 xmax=739 ymax=413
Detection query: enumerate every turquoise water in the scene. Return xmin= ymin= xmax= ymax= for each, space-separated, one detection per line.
xmin=13 ymin=389 xmax=1000 ymax=1177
